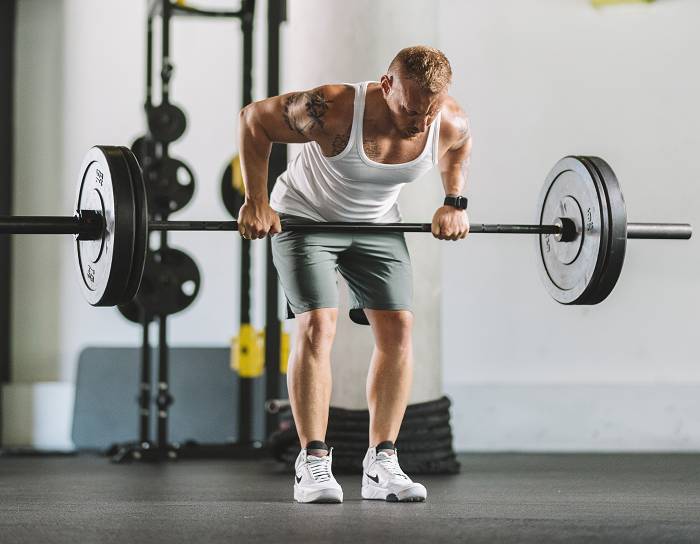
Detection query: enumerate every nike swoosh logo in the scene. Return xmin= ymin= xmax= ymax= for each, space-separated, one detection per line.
xmin=295 ymin=474 xmax=302 ymax=483
xmin=366 ymin=473 xmax=379 ymax=483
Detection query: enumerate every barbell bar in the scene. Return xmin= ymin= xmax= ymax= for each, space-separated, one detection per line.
xmin=0 ymin=214 xmax=690 ymax=238
xmin=0 ymin=145 xmax=692 ymax=308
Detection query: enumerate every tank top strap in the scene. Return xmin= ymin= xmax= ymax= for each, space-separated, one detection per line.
xmin=353 ymin=81 xmax=371 ymax=148
xmin=431 ymin=111 xmax=442 ymax=166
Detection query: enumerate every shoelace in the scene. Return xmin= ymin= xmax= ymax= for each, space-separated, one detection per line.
xmin=377 ymin=453 xmax=409 ymax=480
xmin=307 ymin=455 xmax=332 ymax=483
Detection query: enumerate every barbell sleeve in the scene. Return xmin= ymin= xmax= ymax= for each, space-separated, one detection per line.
xmin=0 ymin=215 xmax=102 ymax=238
xmin=626 ymin=222 xmax=692 ymax=240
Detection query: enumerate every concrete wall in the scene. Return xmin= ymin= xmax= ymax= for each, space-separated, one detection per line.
xmin=438 ymin=0 xmax=700 ymax=449
xmin=283 ymin=0 xmax=443 ymax=408
xmin=8 ymin=0 xmax=700 ymax=450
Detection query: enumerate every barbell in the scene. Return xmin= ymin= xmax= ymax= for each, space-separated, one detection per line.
xmin=0 ymin=145 xmax=692 ymax=308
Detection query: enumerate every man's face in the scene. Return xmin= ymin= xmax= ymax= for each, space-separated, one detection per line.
xmin=381 ymin=74 xmax=447 ymax=139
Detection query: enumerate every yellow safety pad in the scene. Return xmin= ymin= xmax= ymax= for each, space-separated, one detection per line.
xmin=230 ymin=155 xmax=244 ymax=193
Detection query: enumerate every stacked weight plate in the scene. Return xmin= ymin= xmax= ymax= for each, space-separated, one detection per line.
xmin=268 ymin=396 xmax=460 ymax=474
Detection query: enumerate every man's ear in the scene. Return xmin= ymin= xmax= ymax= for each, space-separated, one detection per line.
xmin=380 ymin=74 xmax=393 ymax=97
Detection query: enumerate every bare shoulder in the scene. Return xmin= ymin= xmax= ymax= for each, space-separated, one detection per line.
xmin=439 ymin=96 xmax=471 ymax=148
xmin=282 ymin=84 xmax=354 ymax=137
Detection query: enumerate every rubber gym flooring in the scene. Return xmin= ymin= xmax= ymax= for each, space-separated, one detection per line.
xmin=1 ymin=453 xmax=698 ymax=543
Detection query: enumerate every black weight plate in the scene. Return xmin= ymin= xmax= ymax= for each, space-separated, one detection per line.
xmin=74 ymin=146 xmax=136 ymax=306
xmin=119 ymin=147 xmax=150 ymax=304
xmin=220 ymin=155 xmax=245 ymax=218
xmin=130 ymin=135 xmax=156 ymax=167
xmin=147 ymin=103 xmax=187 ymax=143
xmin=117 ymin=299 xmax=154 ymax=324
xmin=144 ymin=157 xmax=196 ymax=215
xmin=536 ymin=156 xmax=609 ymax=304
xmin=135 ymin=247 xmax=201 ymax=317
xmin=578 ymin=156 xmax=627 ymax=304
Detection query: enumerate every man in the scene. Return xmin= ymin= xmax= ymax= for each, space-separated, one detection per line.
xmin=238 ymin=46 xmax=471 ymax=503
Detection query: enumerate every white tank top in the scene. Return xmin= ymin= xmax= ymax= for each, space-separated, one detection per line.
xmin=269 ymin=81 xmax=442 ymax=222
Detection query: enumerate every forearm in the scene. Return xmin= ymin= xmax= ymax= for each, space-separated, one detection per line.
xmin=440 ymin=165 xmax=466 ymax=196
xmin=238 ymin=106 xmax=273 ymax=205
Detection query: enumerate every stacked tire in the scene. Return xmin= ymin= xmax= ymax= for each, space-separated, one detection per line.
xmin=268 ymin=396 xmax=460 ymax=474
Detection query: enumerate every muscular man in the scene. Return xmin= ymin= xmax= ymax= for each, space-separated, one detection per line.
xmin=238 ymin=46 xmax=471 ymax=503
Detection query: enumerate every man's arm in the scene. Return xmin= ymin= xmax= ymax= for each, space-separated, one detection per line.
xmin=432 ymin=99 xmax=471 ymax=241
xmin=238 ymin=87 xmax=333 ymax=206
xmin=438 ymin=107 xmax=471 ymax=197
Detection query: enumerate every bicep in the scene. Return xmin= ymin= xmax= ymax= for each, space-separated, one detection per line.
xmin=242 ymin=88 xmax=331 ymax=145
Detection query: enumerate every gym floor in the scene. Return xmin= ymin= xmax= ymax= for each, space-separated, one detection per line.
xmin=2 ymin=454 xmax=698 ymax=543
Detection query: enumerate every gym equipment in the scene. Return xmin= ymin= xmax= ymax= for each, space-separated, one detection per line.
xmin=130 ymin=135 xmax=156 ymax=167
xmin=0 ymin=146 xmax=691 ymax=309
xmin=134 ymin=247 xmax=201 ymax=316
xmin=268 ymin=396 xmax=461 ymax=474
xmin=220 ymin=154 xmax=245 ymax=219
xmin=147 ymin=103 xmax=187 ymax=143
xmin=143 ymin=156 xmax=196 ymax=215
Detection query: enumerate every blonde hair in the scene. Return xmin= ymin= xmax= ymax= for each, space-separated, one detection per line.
xmin=389 ymin=46 xmax=452 ymax=93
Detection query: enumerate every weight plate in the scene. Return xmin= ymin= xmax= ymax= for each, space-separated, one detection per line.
xmin=147 ymin=103 xmax=187 ymax=143
xmin=120 ymin=147 xmax=150 ymax=304
xmin=117 ymin=299 xmax=154 ymax=324
xmin=144 ymin=157 xmax=196 ymax=215
xmin=220 ymin=155 xmax=245 ymax=218
xmin=74 ymin=146 xmax=136 ymax=306
xmin=578 ymin=156 xmax=627 ymax=304
xmin=536 ymin=156 xmax=610 ymax=304
xmin=135 ymin=247 xmax=201 ymax=317
xmin=130 ymin=135 xmax=156 ymax=166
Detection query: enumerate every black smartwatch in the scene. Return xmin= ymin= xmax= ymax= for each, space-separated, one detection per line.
xmin=443 ymin=195 xmax=468 ymax=210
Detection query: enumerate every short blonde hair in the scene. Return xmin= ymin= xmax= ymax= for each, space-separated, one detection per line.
xmin=389 ymin=46 xmax=452 ymax=94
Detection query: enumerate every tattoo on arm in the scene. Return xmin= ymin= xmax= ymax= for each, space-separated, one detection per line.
xmin=283 ymin=91 xmax=331 ymax=136
xmin=331 ymin=125 xmax=352 ymax=156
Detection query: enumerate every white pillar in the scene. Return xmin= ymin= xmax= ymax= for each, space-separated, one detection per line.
xmin=283 ymin=0 xmax=443 ymax=408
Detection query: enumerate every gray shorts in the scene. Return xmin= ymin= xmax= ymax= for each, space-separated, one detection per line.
xmin=271 ymin=214 xmax=413 ymax=325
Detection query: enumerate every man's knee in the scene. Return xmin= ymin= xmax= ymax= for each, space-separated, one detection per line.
xmin=296 ymin=309 xmax=338 ymax=353
xmin=368 ymin=310 xmax=414 ymax=352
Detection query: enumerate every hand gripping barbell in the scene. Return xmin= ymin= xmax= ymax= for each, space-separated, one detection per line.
xmin=0 ymin=146 xmax=692 ymax=307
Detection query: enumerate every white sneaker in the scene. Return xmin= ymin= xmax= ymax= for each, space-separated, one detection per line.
xmin=293 ymin=447 xmax=343 ymax=503
xmin=361 ymin=445 xmax=427 ymax=502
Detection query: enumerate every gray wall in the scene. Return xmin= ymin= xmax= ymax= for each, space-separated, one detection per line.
xmin=438 ymin=0 xmax=700 ymax=449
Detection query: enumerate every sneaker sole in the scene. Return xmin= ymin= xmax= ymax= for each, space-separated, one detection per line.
xmin=294 ymin=487 xmax=343 ymax=504
xmin=361 ymin=483 xmax=427 ymax=502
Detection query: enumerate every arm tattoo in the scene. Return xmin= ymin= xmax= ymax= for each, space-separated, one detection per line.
xmin=283 ymin=91 xmax=331 ymax=135
xmin=331 ymin=125 xmax=352 ymax=156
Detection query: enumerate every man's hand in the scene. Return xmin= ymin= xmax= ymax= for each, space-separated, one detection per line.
xmin=431 ymin=206 xmax=469 ymax=241
xmin=237 ymin=201 xmax=282 ymax=240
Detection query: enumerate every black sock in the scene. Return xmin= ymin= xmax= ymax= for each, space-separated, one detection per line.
xmin=306 ymin=440 xmax=328 ymax=455
xmin=375 ymin=440 xmax=395 ymax=453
